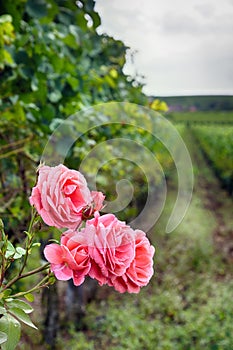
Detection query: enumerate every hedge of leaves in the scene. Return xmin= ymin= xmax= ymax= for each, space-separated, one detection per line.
xmin=192 ymin=125 xmax=233 ymax=194
xmin=0 ymin=0 xmax=157 ymax=233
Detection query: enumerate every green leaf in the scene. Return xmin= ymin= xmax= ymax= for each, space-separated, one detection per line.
xmin=48 ymin=275 xmax=56 ymax=285
xmin=9 ymin=308 xmax=37 ymax=329
xmin=24 ymin=231 xmax=32 ymax=239
xmin=26 ymin=0 xmax=47 ymax=18
xmin=89 ymin=11 xmax=101 ymax=29
xmin=31 ymin=75 xmax=39 ymax=91
xmin=0 ymin=15 xmax=12 ymax=23
xmin=0 ymin=289 xmax=12 ymax=300
xmin=67 ymin=76 xmax=79 ymax=90
xmin=48 ymin=90 xmax=62 ymax=103
xmin=0 ymin=218 xmax=4 ymax=231
xmin=32 ymin=242 xmax=41 ymax=248
xmin=3 ymin=50 xmax=14 ymax=66
xmin=24 ymin=293 xmax=34 ymax=303
xmin=0 ymin=331 xmax=7 ymax=345
xmin=13 ymin=247 xmax=26 ymax=259
xmin=0 ymin=306 xmax=6 ymax=315
xmin=5 ymin=241 xmax=15 ymax=259
xmin=7 ymin=299 xmax=33 ymax=314
xmin=0 ymin=15 xmax=12 ymax=24
xmin=16 ymin=247 xmax=26 ymax=255
xmin=7 ymin=241 xmax=15 ymax=252
xmin=0 ymin=314 xmax=21 ymax=350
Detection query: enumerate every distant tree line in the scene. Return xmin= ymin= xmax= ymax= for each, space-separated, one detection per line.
xmin=151 ymin=95 xmax=233 ymax=112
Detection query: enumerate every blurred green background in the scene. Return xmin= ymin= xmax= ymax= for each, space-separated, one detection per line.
xmin=0 ymin=1 xmax=233 ymax=349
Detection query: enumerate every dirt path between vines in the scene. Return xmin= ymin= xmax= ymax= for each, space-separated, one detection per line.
xmin=185 ymin=126 xmax=233 ymax=267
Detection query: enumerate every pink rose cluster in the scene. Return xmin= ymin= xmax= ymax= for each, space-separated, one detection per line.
xmin=30 ymin=164 xmax=155 ymax=293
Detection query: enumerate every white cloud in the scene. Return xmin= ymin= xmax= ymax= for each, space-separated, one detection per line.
xmin=95 ymin=0 xmax=233 ymax=96
xmin=159 ymin=12 xmax=201 ymax=35
xmin=194 ymin=3 xmax=215 ymax=18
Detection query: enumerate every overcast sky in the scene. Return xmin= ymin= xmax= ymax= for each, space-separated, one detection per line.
xmin=95 ymin=0 xmax=233 ymax=96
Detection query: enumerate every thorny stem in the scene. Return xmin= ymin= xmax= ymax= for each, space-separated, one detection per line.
xmin=18 ymin=208 xmax=38 ymax=276
xmin=0 ymin=208 xmax=52 ymax=298
xmin=0 ymin=136 xmax=33 ymax=152
xmin=2 ymin=263 xmax=50 ymax=291
xmin=0 ymin=147 xmax=25 ymax=160
xmin=10 ymin=274 xmax=51 ymax=298
xmin=0 ymin=252 xmax=6 ymax=286
xmin=0 ymin=220 xmax=6 ymax=286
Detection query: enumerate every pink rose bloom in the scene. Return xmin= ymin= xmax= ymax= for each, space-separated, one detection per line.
xmin=44 ymin=230 xmax=91 ymax=286
xmin=43 ymin=215 xmax=155 ymax=292
xmin=91 ymin=191 xmax=105 ymax=211
xmin=29 ymin=164 xmax=104 ymax=229
xmin=81 ymin=191 xmax=105 ymax=220
xmin=111 ymin=230 xmax=155 ymax=293
xmin=80 ymin=213 xmax=136 ymax=286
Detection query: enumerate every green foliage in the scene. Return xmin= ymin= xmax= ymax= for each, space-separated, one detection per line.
xmin=82 ymin=280 xmax=233 ymax=350
xmin=192 ymin=125 xmax=233 ymax=194
xmin=0 ymin=211 xmax=52 ymax=349
xmin=48 ymin=103 xmax=174 ymax=222
xmin=0 ymin=14 xmax=15 ymax=70
xmin=150 ymin=98 xmax=169 ymax=112
xmin=157 ymin=95 xmax=233 ymax=112
xmin=168 ymin=111 xmax=233 ymax=124
xmin=0 ymin=0 xmax=171 ymax=236
xmin=0 ymin=3 xmax=171 ymax=349
xmin=0 ymin=314 xmax=21 ymax=350
xmin=0 ymin=0 xmax=147 ymax=125
xmin=0 ymin=0 xmax=150 ymax=236
xmin=0 ymin=298 xmax=37 ymax=350
xmin=72 ymin=166 xmax=233 ymax=350
xmin=53 ymin=125 xmax=233 ymax=350
xmin=57 ymin=327 xmax=95 ymax=350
